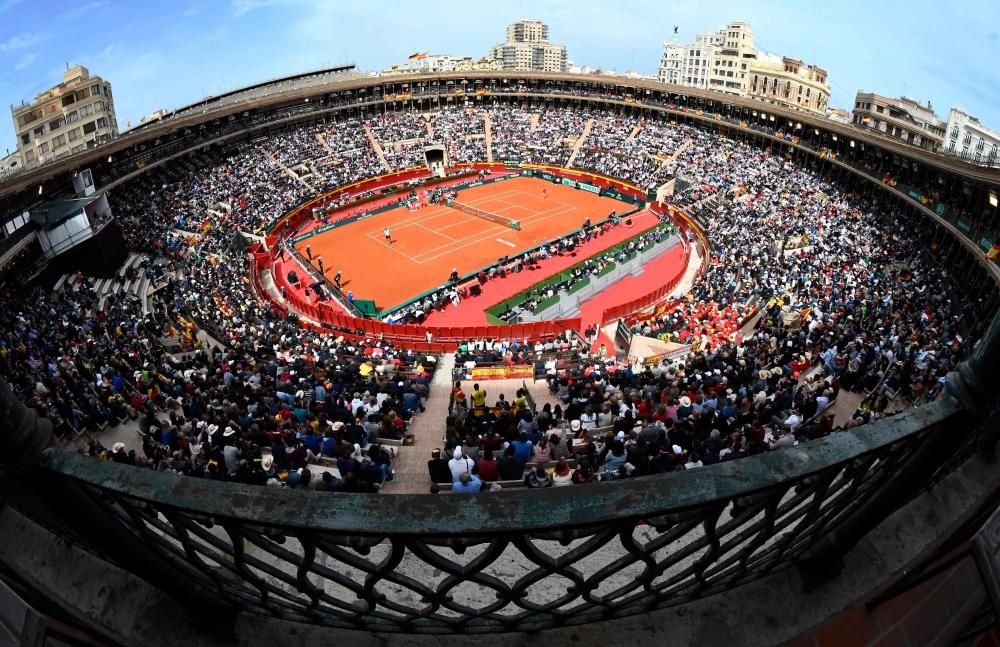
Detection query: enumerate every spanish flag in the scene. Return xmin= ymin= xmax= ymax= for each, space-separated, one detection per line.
xmin=408 ymin=51 xmax=428 ymax=60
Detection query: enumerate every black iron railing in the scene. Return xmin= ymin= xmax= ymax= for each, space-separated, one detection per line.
xmin=1 ymin=361 xmax=992 ymax=634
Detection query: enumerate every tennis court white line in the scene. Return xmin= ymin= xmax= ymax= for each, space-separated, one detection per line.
xmin=361 ymin=189 xmax=523 ymax=236
xmin=413 ymin=203 xmax=579 ymax=265
xmin=364 ymin=231 xmax=425 ymax=263
xmin=416 ymin=221 xmax=456 ymax=241
xmin=435 ymin=216 xmax=481 ymax=232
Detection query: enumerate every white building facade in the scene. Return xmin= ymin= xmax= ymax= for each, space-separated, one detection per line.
xmin=943 ymin=107 xmax=1000 ymax=166
xmin=657 ymin=39 xmax=685 ymax=85
xmin=708 ymin=21 xmax=756 ymax=95
xmin=680 ymin=30 xmax=722 ymax=89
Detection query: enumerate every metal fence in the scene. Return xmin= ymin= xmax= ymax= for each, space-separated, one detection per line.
xmin=13 ymin=390 xmax=990 ymax=635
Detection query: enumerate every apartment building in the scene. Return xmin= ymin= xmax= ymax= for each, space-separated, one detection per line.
xmin=658 ymin=39 xmax=685 ymax=85
xmin=852 ymin=92 xmax=945 ymax=150
xmin=708 ymin=21 xmax=757 ymax=94
xmin=943 ymin=107 xmax=1000 ymax=166
xmin=489 ymin=19 xmax=568 ymax=73
xmin=746 ymin=54 xmax=830 ymax=116
xmin=679 ymin=30 xmax=722 ymax=89
xmin=11 ymin=66 xmax=118 ymax=166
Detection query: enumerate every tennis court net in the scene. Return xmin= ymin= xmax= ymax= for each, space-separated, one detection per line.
xmin=450 ymin=200 xmax=521 ymax=230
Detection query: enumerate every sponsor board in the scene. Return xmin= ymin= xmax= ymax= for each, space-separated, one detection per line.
xmin=470 ymin=365 xmax=534 ymax=380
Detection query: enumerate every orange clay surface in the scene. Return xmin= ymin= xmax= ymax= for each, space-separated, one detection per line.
xmin=293 ymin=176 xmax=631 ymax=310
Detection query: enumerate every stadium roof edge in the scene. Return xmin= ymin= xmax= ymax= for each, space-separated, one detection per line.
xmin=1 ymin=70 xmax=997 ymax=200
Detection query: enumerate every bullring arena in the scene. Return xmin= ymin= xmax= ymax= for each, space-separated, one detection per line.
xmin=0 ymin=70 xmax=998 ymax=643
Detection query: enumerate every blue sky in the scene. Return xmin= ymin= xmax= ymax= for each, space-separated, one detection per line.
xmin=1 ymin=0 xmax=998 ymax=156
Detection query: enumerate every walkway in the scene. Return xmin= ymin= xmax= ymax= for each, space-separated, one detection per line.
xmin=484 ymin=112 xmax=494 ymax=163
xmin=315 ymin=132 xmax=333 ymax=155
xmin=576 ymin=243 xmax=689 ymax=331
xmin=625 ymin=122 xmax=642 ymax=144
xmin=362 ymin=124 xmax=393 ymax=172
xmin=264 ymin=151 xmax=315 ymax=192
xmin=566 ymin=118 xmax=593 ymax=168
xmin=380 ymin=353 xmax=455 ymax=494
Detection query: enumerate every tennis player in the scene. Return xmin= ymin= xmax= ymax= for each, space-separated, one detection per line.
xmin=384 ymin=227 xmax=392 ymax=244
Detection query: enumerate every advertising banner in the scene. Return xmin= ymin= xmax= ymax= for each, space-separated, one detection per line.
xmin=470 ymin=365 xmax=534 ymax=380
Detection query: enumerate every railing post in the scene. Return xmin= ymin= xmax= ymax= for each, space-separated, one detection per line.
xmin=796 ymin=311 xmax=1000 ymax=589
xmin=948 ymin=310 xmax=1000 ymax=415
xmin=0 ymin=377 xmax=53 ymax=475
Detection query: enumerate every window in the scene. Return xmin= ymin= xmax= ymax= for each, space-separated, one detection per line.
xmin=24 ymin=150 xmax=36 ymax=163
xmin=66 ymin=111 xmax=78 ymax=123
xmin=62 ymin=94 xmax=76 ymax=107
xmin=90 ymin=84 xmax=102 ymax=95
xmin=82 ymin=120 xmax=97 ymax=134
xmin=96 ymin=117 xmax=107 ymax=129
xmin=949 ymin=140 xmax=956 ymax=151
xmin=17 ymin=110 xmax=41 ymax=127
xmin=68 ymin=127 xmax=80 ymax=142
xmin=52 ymin=134 xmax=66 ymax=148
xmin=963 ymin=133 xmax=972 ymax=145
xmin=48 ymin=116 xmax=64 ymax=132
xmin=975 ymin=152 xmax=982 ymax=162
xmin=75 ymin=88 xmax=90 ymax=101
xmin=977 ymin=138 xmax=985 ymax=151
xmin=33 ymin=125 xmax=45 ymax=138
xmin=79 ymin=103 xmax=94 ymax=117
xmin=38 ymin=142 xmax=49 ymax=155
xmin=962 ymin=146 xmax=969 ymax=156
xmin=20 ymin=133 xmax=30 ymax=145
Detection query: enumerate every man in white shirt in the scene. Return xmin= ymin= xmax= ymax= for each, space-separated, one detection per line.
xmin=784 ymin=407 xmax=803 ymax=432
xmin=448 ymin=447 xmax=476 ymax=481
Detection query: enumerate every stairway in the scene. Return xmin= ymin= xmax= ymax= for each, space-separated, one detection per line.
xmin=362 ymin=124 xmax=393 ymax=172
xmin=484 ymin=112 xmax=494 ymax=163
xmin=263 ymin=151 xmax=315 ymax=192
xmin=566 ymin=118 xmax=594 ymax=168
xmin=378 ymin=353 xmax=455 ymax=494
xmin=625 ymin=121 xmax=643 ymax=144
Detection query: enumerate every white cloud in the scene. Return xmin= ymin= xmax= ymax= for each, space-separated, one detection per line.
xmin=0 ymin=32 xmax=43 ymax=52
xmin=60 ymin=0 xmax=109 ymax=21
xmin=13 ymin=52 xmax=36 ymax=70
xmin=230 ymin=0 xmax=295 ymax=16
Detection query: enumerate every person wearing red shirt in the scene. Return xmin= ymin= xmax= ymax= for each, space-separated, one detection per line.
xmin=477 ymin=449 xmax=499 ymax=482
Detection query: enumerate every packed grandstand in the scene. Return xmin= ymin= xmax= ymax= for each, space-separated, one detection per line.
xmin=1 ymin=75 xmax=998 ymax=497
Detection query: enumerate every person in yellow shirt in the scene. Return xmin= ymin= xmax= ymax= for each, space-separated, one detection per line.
xmin=359 ymin=361 xmax=374 ymax=378
xmin=470 ymin=383 xmax=487 ymax=409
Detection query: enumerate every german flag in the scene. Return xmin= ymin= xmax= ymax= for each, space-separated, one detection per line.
xmin=408 ymin=51 xmax=428 ymax=60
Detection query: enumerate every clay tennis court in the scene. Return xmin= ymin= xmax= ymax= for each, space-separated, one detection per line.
xmin=293 ymin=176 xmax=631 ymax=311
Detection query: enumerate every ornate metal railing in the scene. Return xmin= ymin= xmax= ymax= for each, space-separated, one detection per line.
xmin=9 ymin=394 xmax=984 ymax=635
xmin=0 ymin=303 xmax=994 ymax=634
